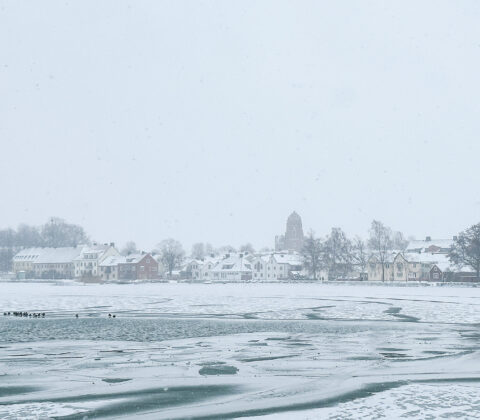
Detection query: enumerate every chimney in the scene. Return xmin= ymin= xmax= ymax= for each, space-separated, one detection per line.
xmin=426 ymin=236 xmax=431 ymax=242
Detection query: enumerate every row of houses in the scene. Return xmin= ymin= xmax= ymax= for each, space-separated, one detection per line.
xmin=184 ymin=251 xmax=304 ymax=282
xmin=11 ymin=236 xmax=477 ymax=283
xmin=12 ymin=243 xmax=158 ymax=282
xmin=12 ymin=244 xmax=305 ymax=283
xmin=367 ymin=237 xmax=477 ymax=282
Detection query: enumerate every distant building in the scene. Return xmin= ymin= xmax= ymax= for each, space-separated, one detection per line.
xmin=13 ymin=246 xmax=82 ymax=279
xmin=99 ymin=253 xmax=158 ymax=282
xmin=251 ymin=252 xmax=304 ymax=281
xmin=74 ymin=243 xmax=120 ymax=280
xmin=210 ymin=253 xmax=253 ymax=282
xmin=368 ymin=251 xmax=454 ymax=282
xmin=406 ymin=237 xmax=454 ymax=254
xmin=275 ymin=211 xmax=305 ymax=252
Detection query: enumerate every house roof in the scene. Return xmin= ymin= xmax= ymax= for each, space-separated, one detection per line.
xmin=210 ymin=255 xmax=252 ymax=273
xmin=99 ymin=255 xmax=127 ymax=267
xmin=35 ymin=247 xmax=82 ymax=264
xmin=14 ymin=247 xmax=81 ymax=264
xmin=406 ymin=239 xmax=453 ymax=253
xmin=13 ymin=247 xmax=49 ymax=262
xmin=272 ymin=252 xmax=303 ymax=265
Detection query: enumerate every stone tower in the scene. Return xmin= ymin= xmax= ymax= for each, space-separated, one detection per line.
xmin=284 ymin=211 xmax=304 ymax=252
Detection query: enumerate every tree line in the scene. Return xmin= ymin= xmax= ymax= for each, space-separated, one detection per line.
xmin=303 ymin=220 xmax=480 ymax=281
xmin=302 ymin=220 xmax=408 ymax=281
xmin=0 ymin=218 xmax=89 ymax=271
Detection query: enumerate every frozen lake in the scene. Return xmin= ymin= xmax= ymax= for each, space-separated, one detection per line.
xmin=1 ymin=282 xmax=480 ymax=419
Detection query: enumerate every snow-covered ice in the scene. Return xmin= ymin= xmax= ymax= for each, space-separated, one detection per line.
xmin=1 ymin=282 xmax=480 ymax=418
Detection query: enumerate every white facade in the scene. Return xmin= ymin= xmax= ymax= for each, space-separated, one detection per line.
xmin=74 ymin=244 xmax=120 ymax=279
xmin=251 ymin=252 xmax=303 ymax=281
xmin=209 ymin=254 xmax=253 ymax=282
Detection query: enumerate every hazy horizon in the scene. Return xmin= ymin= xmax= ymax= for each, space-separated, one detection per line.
xmin=2 ymin=1 xmax=480 ymax=251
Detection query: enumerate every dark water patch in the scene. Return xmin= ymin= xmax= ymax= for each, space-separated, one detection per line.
xmin=49 ymin=385 xmax=240 ymax=419
xmin=198 ymin=361 xmax=225 ymax=366
xmin=380 ymin=352 xmax=409 ymax=359
xmin=0 ymin=386 xmax=40 ymax=397
xmin=102 ymin=378 xmax=131 ymax=383
xmin=423 ymin=350 xmax=447 ymax=355
xmin=249 ymin=342 xmax=268 ymax=346
xmin=0 ymin=317 xmax=417 ymax=344
xmin=188 ymin=381 xmax=409 ymax=419
xmin=306 ymin=313 xmax=324 ymax=320
xmin=266 ymin=337 xmax=290 ymax=341
xmin=377 ymin=347 xmax=408 ymax=352
xmin=384 ymin=307 xmax=401 ymax=315
xmin=199 ymin=364 xmax=238 ymax=376
xmin=383 ymin=307 xmax=420 ymax=322
xmin=240 ymin=355 xmax=295 ymax=363
xmin=288 ymin=341 xmax=312 ymax=347
xmin=393 ymin=314 xmax=420 ymax=323
xmin=347 ymin=356 xmax=379 ymax=361
xmin=416 ymin=377 xmax=480 ymax=384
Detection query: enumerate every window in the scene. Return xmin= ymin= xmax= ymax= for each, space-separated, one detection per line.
xmin=140 ymin=266 xmax=144 ymax=271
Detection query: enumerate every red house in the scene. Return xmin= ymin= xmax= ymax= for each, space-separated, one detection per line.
xmin=118 ymin=253 xmax=158 ymax=280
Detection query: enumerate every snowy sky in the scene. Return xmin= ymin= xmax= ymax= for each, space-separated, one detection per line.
xmin=1 ymin=1 xmax=480 ymax=251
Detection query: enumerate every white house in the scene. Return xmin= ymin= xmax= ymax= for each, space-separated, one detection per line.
xmin=74 ymin=243 xmax=120 ymax=280
xmin=368 ymin=251 xmax=454 ymax=282
xmin=251 ymin=252 xmax=304 ymax=281
xmin=13 ymin=246 xmax=82 ymax=279
xmin=210 ymin=254 xmax=253 ymax=282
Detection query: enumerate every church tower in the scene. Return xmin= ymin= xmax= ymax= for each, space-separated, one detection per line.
xmin=284 ymin=211 xmax=304 ymax=252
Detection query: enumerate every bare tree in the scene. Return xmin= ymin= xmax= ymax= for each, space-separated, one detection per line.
xmin=15 ymin=224 xmax=43 ymax=247
xmin=322 ymin=227 xmax=353 ymax=280
xmin=239 ymin=243 xmax=255 ymax=254
xmin=41 ymin=217 xmax=88 ymax=247
xmin=158 ymin=238 xmax=185 ymax=278
xmin=205 ymin=243 xmax=214 ymax=255
xmin=216 ymin=245 xmax=236 ymax=255
xmin=301 ymin=231 xmax=323 ymax=280
xmin=368 ymin=220 xmax=393 ymax=282
xmin=352 ymin=236 xmax=369 ymax=279
xmin=392 ymin=231 xmax=408 ymax=250
xmin=449 ymin=223 xmax=480 ymax=280
xmin=121 ymin=241 xmax=138 ymax=256
xmin=191 ymin=242 xmax=207 ymax=260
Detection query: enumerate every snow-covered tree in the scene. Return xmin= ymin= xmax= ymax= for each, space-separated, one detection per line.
xmin=449 ymin=223 xmax=480 ymax=280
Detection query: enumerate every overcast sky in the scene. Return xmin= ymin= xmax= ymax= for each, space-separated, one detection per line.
xmin=1 ymin=1 xmax=480 ymax=251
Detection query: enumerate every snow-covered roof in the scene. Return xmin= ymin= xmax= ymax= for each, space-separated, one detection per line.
xmin=35 ymin=247 xmax=82 ymax=264
xmin=74 ymin=244 xmax=112 ymax=260
xmin=14 ymin=247 xmax=81 ymax=264
xmin=99 ymin=255 xmax=127 ymax=267
xmin=13 ymin=247 xmax=49 ymax=262
xmin=210 ymin=255 xmax=252 ymax=273
xmin=406 ymin=239 xmax=453 ymax=253
xmin=272 ymin=252 xmax=303 ymax=265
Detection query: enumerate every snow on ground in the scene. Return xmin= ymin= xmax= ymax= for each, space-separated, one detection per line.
xmin=1 ymin=282 xmax=480 ymax=418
